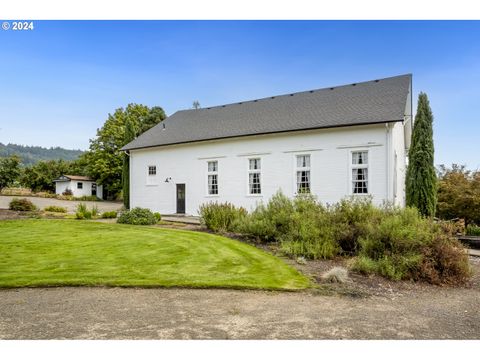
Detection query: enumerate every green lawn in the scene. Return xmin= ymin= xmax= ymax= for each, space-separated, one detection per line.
xmin=0 ymin=219 xmax=310 ymax=290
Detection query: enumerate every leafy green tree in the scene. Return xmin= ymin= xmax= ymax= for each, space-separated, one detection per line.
xmin=20 ymin=159 xmax=71 ymax=192
xmin=84 ymin=104 xmax=166 ymax=198
xmin=138 ymin=106 xmax=166 ymax=135
xmin=406 ymin=92 xmax=437 ymax=217
xmin=122 ymin=119 xmax=136 ymax=209
xmin=0 ymin=156 xmax=21 ymax=189
xmin=436 ymin=164 xmax=480 ymax=225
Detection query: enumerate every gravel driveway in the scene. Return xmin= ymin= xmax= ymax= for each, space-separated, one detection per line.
xmin=0 ymin=195 xmax=122 ymax=214
xmin=1 ymin=278 xmax=479 ymax=339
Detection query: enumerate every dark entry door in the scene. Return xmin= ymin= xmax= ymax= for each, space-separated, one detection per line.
xmin=91 ymin=183 xmax=97 ymax=196
xmin=176 ymin=184 xmax=186 ymax=214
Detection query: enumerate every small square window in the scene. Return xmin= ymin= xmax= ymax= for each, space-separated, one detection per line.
xmin=77 ymin=182 xmax=83 ymax=189
xmin=148 ymin=166 xmax=156 ymax=176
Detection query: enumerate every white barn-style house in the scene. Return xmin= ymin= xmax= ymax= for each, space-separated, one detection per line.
xmin=53 ymin=175 xmax=103 ymax=198
xmin=122 ymin=74 xmax=413 ymax=215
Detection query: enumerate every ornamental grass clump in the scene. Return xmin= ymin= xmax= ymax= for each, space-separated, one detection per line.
xmin=75 ymin=203 xmax=92 ymax=220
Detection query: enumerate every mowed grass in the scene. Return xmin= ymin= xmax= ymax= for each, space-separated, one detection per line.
xmin=0 ymin=220 xmax=311 ymax=290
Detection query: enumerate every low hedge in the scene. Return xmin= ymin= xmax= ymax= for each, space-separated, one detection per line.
xmin=117 ymin=208 xmax=160 ymax=225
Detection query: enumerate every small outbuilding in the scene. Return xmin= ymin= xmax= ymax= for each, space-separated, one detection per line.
xmin=53 ymin=175 xmax=103 ymax=199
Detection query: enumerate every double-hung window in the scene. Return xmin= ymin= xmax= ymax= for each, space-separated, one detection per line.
xmin=207 ymin=161 xmax=218 ymax=195
xmin=248 ymin=158 xmax=261 ymax=195
xmin=351 ymin=151 xmax=368 ymax=194
xmin=296 ymin=155 xmax=311 ymax=194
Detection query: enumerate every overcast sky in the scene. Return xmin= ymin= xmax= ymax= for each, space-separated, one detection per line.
xmin=0 ymin=20 xmax=479 ymax=169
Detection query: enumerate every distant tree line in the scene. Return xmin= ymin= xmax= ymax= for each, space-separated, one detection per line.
xmin=0 ymin=143 xmax=84 ymax=166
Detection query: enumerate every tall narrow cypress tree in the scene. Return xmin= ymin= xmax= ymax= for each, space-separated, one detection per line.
xmin=406 ymin=92 xmax=437 ymax=217
xmin=122 ymin=119 xmax=136 ymax=209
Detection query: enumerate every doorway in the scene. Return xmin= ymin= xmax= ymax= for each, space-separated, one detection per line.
xmin=176 ymin=184 xmax=186 ymax=214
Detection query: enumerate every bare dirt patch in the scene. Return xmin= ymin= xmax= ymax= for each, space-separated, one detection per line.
xmin=0 ymin=209 xmax=33 ymax=220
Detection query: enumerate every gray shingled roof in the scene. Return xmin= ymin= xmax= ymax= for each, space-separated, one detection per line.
xmin=122 ymin=74 xmax=411 ymax=151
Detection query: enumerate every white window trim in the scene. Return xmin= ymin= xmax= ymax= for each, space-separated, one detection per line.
xmin=247 ymin=157 xmax=262 ymax=196
xmin=294 ymin=153 xmax=311 ymax=195
xmin=206 ymin=160 xmax=219 ymax=197
xmin=349 ymin=150 xmax=370 ymax=195
xmin=146 ymin=165 xmax=158 ymax=186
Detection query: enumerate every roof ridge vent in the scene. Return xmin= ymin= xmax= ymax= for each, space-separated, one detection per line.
xmin=352 ymin=83 xmax=357 ymax=86
xmin=330 ymin=87 xmax=334 ymax=90
xmin=309 ymin=90 xmax=314 ymax=93
xmin=374 ymin=79 xmax=380 ymax=82
xmin=271 ymin=96 xmax=275 ymax=99
xmin=253 ymin=100 xmax=258 ymax=102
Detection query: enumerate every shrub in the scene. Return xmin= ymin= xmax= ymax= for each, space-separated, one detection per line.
xmin=418 ymin=234 xmax=471 ymax=285
xmin=101 ymin=211 xmax=117 ymax=219
xmin=199 ymin=202 xmax=247 ymax=233
xmin=154 ymin=212 xmax=162 ymax=222
xmin=75 ymin=203 xmax=92 ymax=220
xmin=236 ymin=191 xmax=294 ymax=241
xmin=329 ymin=197 xmax=384 ymax=255
xmin=44 ymin=205 xmax=67 ymax=213
xmin=9 ymin=198 xmax=36 ymax=211
xmin=352 ymin=207 xmax=471 ymax=284
xmin=62 ymin=189 xmax=73 ymax=196
xmin=117 ymin=207 xmax=158 ymax=225
xmin=279 ymin=199 xmax=339 ymax=259
xmin=466 ymin=224 xmax=480 ymax=236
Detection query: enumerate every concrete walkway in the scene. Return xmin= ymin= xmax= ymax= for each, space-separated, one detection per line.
xmin=0 ymin=195 xmax=122 ymax=214
xmin=162 ymin=215 xmax=201 ymax=225
xmin=469 ymin=249 xmax=480 ymax=257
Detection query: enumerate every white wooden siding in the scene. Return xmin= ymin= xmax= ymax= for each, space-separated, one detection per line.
xmin=129 ymin=123 xmax=402 ymax=215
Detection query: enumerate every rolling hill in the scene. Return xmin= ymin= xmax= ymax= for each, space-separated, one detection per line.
xmin=0 ymin=143 xmax=84 ymax=165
